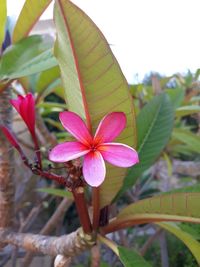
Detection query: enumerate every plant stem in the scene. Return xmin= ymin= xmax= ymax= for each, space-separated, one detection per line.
xmin=36 ymin=170 xmax=70 ymax=187
xmin=92 ymin=187 xmax=100 ymax=231
xmin=73 ymin=187 xmax=92 ymax=234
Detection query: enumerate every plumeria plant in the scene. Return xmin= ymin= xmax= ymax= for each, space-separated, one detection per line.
xmin=0 ymin=1 xmax=200 ymax=267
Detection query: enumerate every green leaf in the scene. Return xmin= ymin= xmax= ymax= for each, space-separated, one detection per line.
xmin=0 ymin=35 xmax=43 ymax=75
xmin=117 ymin=94 xmax=174 ymax=199
xmin=0 ymin=46 xmax=57 ymax=80
xmin=157 ymin=222 xmax=200 ymax=265
xmin=172 ymin=129 xmax=200 ymax=154
xmin=36 ymin=66 xmax=64 ymax=102
xmin=118 ymin=246 xmax=152 ymax=267
xmin=179 ymin=223 xmax=200 ymax=240
xmin=165 ymin=87 xmax=184 ymax=109
xmin=0 ymin=0 xmax=6 ymax=48
xmin=0 ymin=35 xmax=53 ymax=79
xmin=54 ymin=0 xmax=137 ymax=208
xmin=37 ymin=187 xmax=73 ymax=200
xmin=102 ymin=193 xmax=200 ymax=234
xmin=190 ymin=96 xmax=200 ymax=102
xmin=12 ymin=0 xmax=52 ymax=43
xmin=38 ymin=101 xmax=66 ymax=109
xmin=43 ymin=118 xmax=66 ymax=131
xmin=164 ymin=184 xmax=200 ymax=195
xmin=36 ymin=66 xmax=61 ymax=93
xmin=175 ymin=105 xmax=200 ymax=117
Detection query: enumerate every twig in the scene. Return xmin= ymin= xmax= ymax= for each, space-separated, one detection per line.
xmin=42 ymin=198 xmax=73 ymax=234
xmin=159 ymin=231 xmax=169 ymax=267
xmin=36 ymin=112 xmax=57 ymax=147
xmin=118 ymin=230 xmax=129 ymax=247
xmin=22 ymin=197 xmax=73 ymax=267
xmin=17 ymin=137 xmax=34 ymax=150
xmin=140 ymin=228 xmax=162 ymax=256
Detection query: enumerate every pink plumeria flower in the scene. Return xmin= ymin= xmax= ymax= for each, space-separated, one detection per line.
xmin=10 ymin=93 xmax=36 ymax=137
xmin=10 ymin=93 xmax=42 ymax=168
xmin=49 ymin=111 xmax=139 ymax=187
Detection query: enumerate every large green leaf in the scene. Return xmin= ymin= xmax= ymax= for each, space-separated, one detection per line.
xmin=102 ymin=193 xmax=200 ymax=234
xmin=117 ymin=93 xmax=174 ymax=199
xmin=0 ymin=0 xmax=6 ymax=48
xmin=2 ymin=49 xmax=57 ymax=80
xmin=54 ymin=0 xmax=136 ymax=208
xmin=12 ymin=0 xmax=52 ymax=43
xmin=118 ymin=246 xmax=152 ymax=267
xmin=172 ymin=128 xmax=200 ymax=154
xmin=157 ymin=222 xmax=200 ymax=265
xmin=0 ymin=39 xmax=57 ymax=80
xmin=165 ymin=87 xmax=184 ymax=109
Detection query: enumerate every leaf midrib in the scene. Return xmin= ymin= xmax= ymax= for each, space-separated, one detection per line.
xmin=57 ymin=0 xmax=92 ymax=131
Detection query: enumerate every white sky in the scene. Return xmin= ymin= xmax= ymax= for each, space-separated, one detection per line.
xmin=7 ymin=0 xmax=200 ymax=83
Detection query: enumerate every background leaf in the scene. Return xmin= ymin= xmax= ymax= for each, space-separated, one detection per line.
xmin=118 ymin=246 xmax=152 ymax=267
xmin=163 ymin=184 xmax=200 ymax=194
xmin=36 ymin=66 xmax=60 ymax=93
xmin=12 ymin=0 xmax=52 ymax=43
xmin=102 ymin=193 xmax=200 ymax=233
xmin=117 ymin=93 xmax=174 ymax=199
xmin=175 ymin=105 xmax=200 ymax=117
xmin=157 ymin=222 xmax=200 ymax=265
xmin=0 ymin=35 xmax=57 ymax=80
xmin=0 ymin=0 xmax=6 ymax=48
xmin=37 ymin=187 xmax=73 ymax=200
xmin=172 ymin=129 xmax=200 ymax=154
xmin=54 ymin=0 xmax=137 ymax=207
xmin=36 ymin=66 xmax=64 ymax=102
xmin=165 ymin=87 xmax=184 ymax=109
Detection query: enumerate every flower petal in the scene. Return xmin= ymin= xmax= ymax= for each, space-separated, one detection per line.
xmin=10 ymin=94 xmax=36 ymax=135
xmin=94 ymin=112 xmax=126 ymax=144
xmin=24 ymin=93 xmax=35 ymax=133
xmin=59 ymin=111 xmax=92 ymax=145
xmin=98 ymin=142 xmax=139 ymax=167
xmin=49 ymin=141 xmax=89 ymax=163
xmin=83 ymin=151 xmax=106 ymax=187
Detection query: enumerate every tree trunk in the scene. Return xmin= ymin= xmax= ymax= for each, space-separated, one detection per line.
xmin=0 ymin=88 xmax=14 ymax=230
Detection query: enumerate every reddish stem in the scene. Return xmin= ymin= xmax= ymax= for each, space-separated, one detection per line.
xmin=36 ymin=170 xmax=70 ymax=188
xmin=72 ymin=187 xmax=92 ymax=234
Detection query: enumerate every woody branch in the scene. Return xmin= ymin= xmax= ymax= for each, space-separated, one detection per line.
xmin=0 ymin=228 xmax=96 ymax=258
